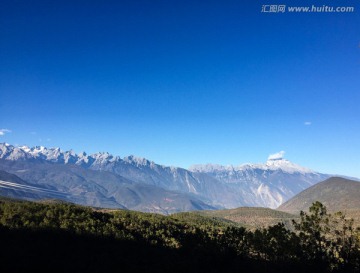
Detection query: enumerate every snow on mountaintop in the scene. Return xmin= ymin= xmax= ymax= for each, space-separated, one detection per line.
xmin=264 ymin=158 xmax=313 ymax=174
xmin=0 ymin=143 xmax=313 ymax=175
xmin=189 ymin=151 xmax=314 ymax=174
xmin=123 ymin=155 xmax=153 ymax=166
xmin=263 ymin=151 xmax=313 ymax=173
xmin=91 ymin=152 xmax=116 ymax=162
xmin=0 ymin=143 xmax=163 ymax=169
xmin=19 ymin=145 xmax=31 ymax=152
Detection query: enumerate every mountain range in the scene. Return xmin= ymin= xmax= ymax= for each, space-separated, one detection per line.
xmin=0 ymin=143 xmax=338 ymax=214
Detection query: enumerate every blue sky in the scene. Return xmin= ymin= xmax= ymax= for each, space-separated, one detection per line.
xmin=1 ymin=0 xmax=359 ymax=177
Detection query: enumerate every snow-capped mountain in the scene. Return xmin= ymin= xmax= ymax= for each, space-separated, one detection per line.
xmin=0 ymin=143 xmax=231 ymax=211
xmin=0 ymin=143 xmax=331 ymax=211
xmin=190 ymin=151 xmax=313 ymax=175
xmin=189 ymin=155 xmax=329 ymax=208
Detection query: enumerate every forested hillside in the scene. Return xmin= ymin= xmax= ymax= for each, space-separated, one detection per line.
xmin=191 ymin=207 xmax=297 ymax=229
xmin=0 ymin=198 xmax=359 ymax=273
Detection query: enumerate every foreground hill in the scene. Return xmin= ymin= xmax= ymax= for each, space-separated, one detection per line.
xmin=278 ymin=177 xmax=360 ymax=214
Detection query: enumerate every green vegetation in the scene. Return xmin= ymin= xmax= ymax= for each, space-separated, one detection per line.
xmin=193 ymin=207 xmax=297 ymax=229
xmin=0 ymin=199 xmax=359 ymax=273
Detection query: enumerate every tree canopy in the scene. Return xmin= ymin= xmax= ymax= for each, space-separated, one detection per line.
xmin=0 ymin=199 xmax=359 ymax=273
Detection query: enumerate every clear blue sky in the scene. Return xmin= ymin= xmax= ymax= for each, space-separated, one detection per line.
xmin=0 ymin=0 xmax=359 ymax=177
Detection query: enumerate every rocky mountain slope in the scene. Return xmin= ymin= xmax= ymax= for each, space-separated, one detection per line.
xmin=190 ymin=156 xmax=329 ymax=208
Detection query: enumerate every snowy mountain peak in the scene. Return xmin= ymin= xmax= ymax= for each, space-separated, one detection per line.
xmin=89 ymin=152 xmax=118 ymax=165
xmin=79 ymin=151 xmax=87 ymax=157
xmin=32 ymin=145 xmax=46 ymax=151
xmin=265 ymin=158 xmax=313 ymax=174
xmin=262 ymin=151 xmax=314 ymax=173
xmin=265 ymin=158 xmax=291 ymax=167
xmin=92 ymin=151 xmax=112 ymax=158
xmin=19 ymin=145 xmax=31 ymax=152
xmin=190 ymin=153 xmax=314 ymax=175
xmin=124 ymin=155 xmax=154 ymax=167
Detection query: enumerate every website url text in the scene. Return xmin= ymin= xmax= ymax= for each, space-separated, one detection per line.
xmin=261 ymin=5 xmax=355 ymax=13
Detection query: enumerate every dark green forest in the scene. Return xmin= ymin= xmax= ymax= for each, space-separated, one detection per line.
xmin=0 ymin=198 xmax=359 ymax=273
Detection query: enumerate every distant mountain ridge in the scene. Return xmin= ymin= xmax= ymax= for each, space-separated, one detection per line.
xmin=0 ymin=143 xmax=336 ymax=213
xmin=190 ymin=157 xmax=313 ymax=174
xmin=190 ymin=157 xmax=329 ymax=208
